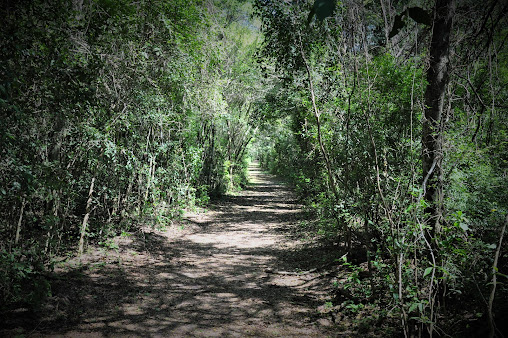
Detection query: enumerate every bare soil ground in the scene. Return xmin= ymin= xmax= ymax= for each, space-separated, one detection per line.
xmin=2 ymin=163 xmax=362 ymax=337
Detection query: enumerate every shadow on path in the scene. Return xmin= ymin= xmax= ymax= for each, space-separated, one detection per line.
xmin=2 ymin=162 xmax=342 ymax=337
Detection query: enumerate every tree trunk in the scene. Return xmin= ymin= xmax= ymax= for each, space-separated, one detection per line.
xmin=297 ymin=32 xmax=340 ymax=203
xmin=78 ymin=177 xmax=95 ymax=256
xmin=421 ymin=1 xmax=455 ymax=336
xmin=15 ymin=198 xmax=26 ymax=246
xmin=422 ymin=0 xmax=455 ymax=237
xmin=488 ymin=214 xmax=508 ymax=338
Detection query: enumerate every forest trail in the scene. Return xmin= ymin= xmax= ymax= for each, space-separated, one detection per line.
xmin=11 ymin=162 xmax=341 ymax=337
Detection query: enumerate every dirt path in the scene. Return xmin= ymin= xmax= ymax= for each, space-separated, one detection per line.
xmin=6 ymin=163 xmax=343 ymax=337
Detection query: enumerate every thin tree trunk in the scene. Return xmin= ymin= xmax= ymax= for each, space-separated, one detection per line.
xmin=144 ymin=156 xmax=153 ymax=204
xmin=45 ymin=190 xmax=60 ymax=254
xmin=422 ymin=0 xmax=455 ymax=238
xmin=488 ymin=214 xmax=508 ymax=338
xmin=207 ymin=124 xmax=216 ymax=189
xmin=15 ymin=198 xmax=26 ymax=246
xmin=79 ymin=177 xmax=95 ymax=256
xmin=297 ymin=32 xmax=339 ymax=202
xmin=380 ymin=0 xmax=391 ymax=47
xmin=137 ymin=174 xmax=143 ymax=214
xmin=124 ymin=171 xmax=135 ymax=214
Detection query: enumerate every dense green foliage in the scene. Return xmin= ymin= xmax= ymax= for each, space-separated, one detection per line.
xmin=1 ymin=0 xmax=261 ymax=310
xmin=253 ymin=0 xmax=508 ymax=336
xmin=1 ymin=0 xmax=507 ymax=336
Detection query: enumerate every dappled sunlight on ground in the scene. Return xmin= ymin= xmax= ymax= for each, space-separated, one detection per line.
xmin=7 ymin=163 xmax=346 ymax=337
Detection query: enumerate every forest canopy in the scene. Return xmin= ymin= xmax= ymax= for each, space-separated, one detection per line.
xmin=1 ymin=0 xmax=507 ymax=336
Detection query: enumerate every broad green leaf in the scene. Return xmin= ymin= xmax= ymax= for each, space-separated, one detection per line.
xmin=459 ymin=222 xmax=469 ymax=231
xmin=423 ymin=267 xmax=433 ymax=278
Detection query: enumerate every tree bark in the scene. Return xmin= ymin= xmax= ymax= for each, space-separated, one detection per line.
xmin=422 ymin=1 xmax=455 ymax=336
xmin=15 ymin=198 xmax=26 ymax=246
xmin=422 ymin=0 xmax=455 ymax=236
xmin=78 ymin=177 xmax=95 ymax=256
xmin=488 ymin=214 xmax=508 ymax=338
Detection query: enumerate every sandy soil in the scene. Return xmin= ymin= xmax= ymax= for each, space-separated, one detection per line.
xmin=3 ymin=163 xmax=351 ymax=337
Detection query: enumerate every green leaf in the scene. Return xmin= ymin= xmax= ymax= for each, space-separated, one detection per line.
xmin=496 ymin=272 xmax=508 ymax=279
xmin=459 ymin=222 xmax=469 ymax=231
xmin=423 ymin=267 xmax=433 ymax=278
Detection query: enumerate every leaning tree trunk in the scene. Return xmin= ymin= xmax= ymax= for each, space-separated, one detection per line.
xmin=422 ymin=0 xmax=455 ymax=237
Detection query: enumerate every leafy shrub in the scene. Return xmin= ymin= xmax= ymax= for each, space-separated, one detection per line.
xmin=0 ymin=248 xmax=51 ymax=311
